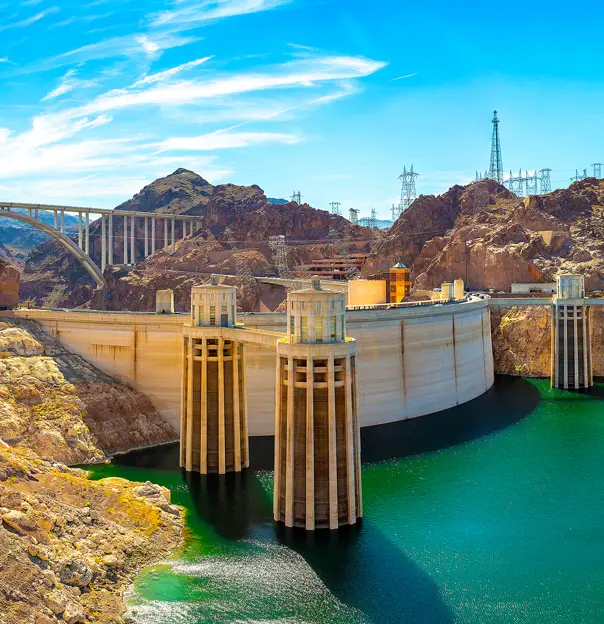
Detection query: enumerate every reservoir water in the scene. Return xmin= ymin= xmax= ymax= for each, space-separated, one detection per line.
xmin=88 ymin=377 xmax=604 ymax=623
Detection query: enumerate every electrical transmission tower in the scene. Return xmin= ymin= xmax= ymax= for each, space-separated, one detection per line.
xmin=397 ymin=165 xmax=419 ymax=217
xmin=330 ymin=201 xmax=341 ymax=216
xmin=488 ymin=110 xmax=504 ymax=184
xmin=269 ymin=235 xmax=289 ymax=277
xmin=571 ymin=169 xmax=588 ymax=183
xmin=592 ymin=163 xmax=603 ymax=179
xmin=538 ymin=169 xmax=552 ymax=194
xmin=234 ymin=254 xmax=256 ymax=288
xmin=349 ymin=208 xmax=359 ymax=225
xmin=367 ymin=208 xmax=378 ymax=230
xmin=525 ymin=170 xmax=539 ymax=196
xmin=507 ymin=169 xmax=526 ymax=197
xmin=290 ymin=191 xmax=302 ymax=204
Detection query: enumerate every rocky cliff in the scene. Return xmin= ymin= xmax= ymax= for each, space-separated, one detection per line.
xmin=0 ymin=317 xmax=177 ymax=465
xmin=366 ymin=178 xmax=604 ymax=292
xmin=0 ymin=260 xmax=19 ymax=309
xmin=20 ymin=169 xmax=371 ymax=310
xmin=490 ymin=305 xmax=604 ymax=377
xmin=0 ymin=443 xmax=182 ymax=624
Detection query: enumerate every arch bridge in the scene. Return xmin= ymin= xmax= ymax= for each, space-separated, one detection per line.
xmin=0 ymin=201 xmax=204 ymax=288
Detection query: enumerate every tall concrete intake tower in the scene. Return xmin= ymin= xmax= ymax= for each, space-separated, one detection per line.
xmin=551 ymin=273 xmax=593 ymax=389
xmin=180 ymin=277 xmax=249 ymax=474
xmin=274 ymin=278 xmax=362 ymax=530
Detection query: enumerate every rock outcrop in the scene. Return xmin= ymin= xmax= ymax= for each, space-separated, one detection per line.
xmin=365 ymin=178 xmax=604 ymax=292
xmin=0 ymin=317 xmax=177 ymax=465
xmin=0 ymin=259 xmax=19 ymax=309
xmin=0 ymin=443 xmax=182 ymax=624
xmin=490 ymin=304 xmax=604 ymax=377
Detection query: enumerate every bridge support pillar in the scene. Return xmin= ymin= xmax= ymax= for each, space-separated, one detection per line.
xmin=85 ymin=213 xmax=90 ymax=255
xmin=180 ymin=277 xmax=248 ymax=474
xmin=144 ymin=217 xmax=149 ymax=258
xmin=274 ymin=277 xmax=362 ymax=530
xmin=78 ymin=213 xmax=83 ymax=249
xmin=108 ymin=213 xmax=113 ymax=266
xmin=123 ymin=215 xmax=128 ymax=264
xmin=60 ymin=210 xmax=65 ymax=234
xmin=101 ymin=214 xmax=106 ymax=272
xmin=130 ymin=215 xmax=135 ymax=265
xmin=171 ymin=217 xmax=175 ymax=251
xmin=164 ymin=218 xmax=168 ymax=250
xmin=151 ymin=217 xmax=156 ymax=254
xmin=551 ymin=273 xmax=593 ymax=389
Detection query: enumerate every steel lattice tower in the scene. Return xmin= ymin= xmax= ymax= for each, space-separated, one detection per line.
xmin=571 ymin=169 xmax=588 ymax=183
xmin=397 ymin=165 xmax=419 ymax=215
xmin=330 ymin=201 xmax=341 ymax=216
xmin=290 ymin=191 xmax=302 ymax=204
xmin=538 ymin=169 xmax=552 ymax=194
xmin=525 ymin=170 xmax=539 ymax=196
xmin=367 ymin=208 xmax=378 ymax=230
xmin=488 ymin=111 xmax=504 ymax=184
xmin=349 ymin=208 xmax=359 ymax=225
xmin=592 ymin=163 xmax=603 ymax=179
xmin=269 ymin=235 xmax=289 ymax=277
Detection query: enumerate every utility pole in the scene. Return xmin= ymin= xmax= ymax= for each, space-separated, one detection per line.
xmin=592 ymin=163 xmax=603 ymax=179
xmin=488 ymin=110 xmax=504 ymax=184
xmin=396 ymin=165 xmax=419 ymax=219
xmin=329 ymin=201 xmax=341 ymax=216
xmin=538 ymin=169 xmax=552 ymax=194
xmin=290 ymin=191 xmax=302 ymax=204
xmin=349 ymin=208 xmax=359 ymax=226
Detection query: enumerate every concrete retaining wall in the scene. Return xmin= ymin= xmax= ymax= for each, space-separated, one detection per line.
xmin=12 ymin=300 xmax=494 ymax=435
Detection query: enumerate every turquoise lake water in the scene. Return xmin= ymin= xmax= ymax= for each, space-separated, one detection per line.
xmin=88 ymin=377 xmax=604 ymax=623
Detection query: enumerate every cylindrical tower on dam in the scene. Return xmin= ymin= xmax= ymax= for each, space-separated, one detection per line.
xmin=274 ymin=277 xmax=362 ymax=530
xmin=551 ymin=273 xmax=593 ymax=389
xmin=181 ymin=277 xmax=249 ymax=474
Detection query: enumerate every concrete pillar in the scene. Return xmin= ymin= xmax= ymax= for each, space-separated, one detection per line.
xmin=123 ymin=215 xmax=128 ymax=264
xmin=274 ymin=278 xmax=361 ymax=530
xmin=78 ymin=213 xmax=83 ymax=249
xmin=144 ymin=217 xmax=149 ymax=258
xmin=60 ymin=210 xmax=65 ymax=234
xmin=183 ymin=220 xmax=187 ymax=240
xmin=53 ymin=210 xmax=57 ymax=229
xmin=108 ymin=213 xmax=113 ymax=266
xmin=180 ymin=279 xmax=249 ymax=475
xmin=130 ymin=215 xmax=135 ymax=264
xmin=101 ymin=214 xmax=106 ymax=273
xmin=164 ymin=219 xmax=168 ymax=249
xmin=151 ymin=217 xmax=156 ymax=255
xmin=85 ymin=213 xmax=90 ymax=255
xmin=171 ymin=217 xmax=176 ymax=251
xmin=156 ymin=289 xmax=174 ymax=313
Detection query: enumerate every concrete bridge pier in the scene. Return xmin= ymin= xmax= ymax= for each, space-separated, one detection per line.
xmin=274 ymin=278 xmax=362 ymax=530
xmin=180 ymin=278 xmax=249 ymax=474
xmin=551 ymin=273 xmax=593 ymax=389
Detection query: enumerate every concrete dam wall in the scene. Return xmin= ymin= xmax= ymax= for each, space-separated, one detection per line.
xmin=13 ymin=300 xmax=494 ymax=436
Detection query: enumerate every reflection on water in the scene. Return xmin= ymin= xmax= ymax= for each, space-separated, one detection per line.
xmin=88 ymin=377 xmax=604 ymax=624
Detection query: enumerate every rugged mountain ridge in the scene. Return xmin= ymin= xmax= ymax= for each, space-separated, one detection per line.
xmin=366 ymin=178 xmax=604 ymax=291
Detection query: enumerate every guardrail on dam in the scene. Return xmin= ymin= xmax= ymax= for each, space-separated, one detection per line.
xmin=12 ymin=298 xmax=494 ymax=435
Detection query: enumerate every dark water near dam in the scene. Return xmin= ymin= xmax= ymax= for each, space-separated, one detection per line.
xmin=88 ymin=376 xmax=604 ymax=623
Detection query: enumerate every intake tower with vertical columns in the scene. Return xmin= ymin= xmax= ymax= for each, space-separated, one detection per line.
xmin=274 ymin=278 xmax=362 ymax=530
xmin=551 ymin=273 xmax=593 ymax=389
xmin=180 ymin=277 xmax=249 ymax=474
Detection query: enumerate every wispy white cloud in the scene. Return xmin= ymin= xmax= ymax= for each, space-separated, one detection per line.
xmin=133 ymin=57 xmax=212 ymax=87
xmin=0 ymin=7 xmax=60 ymax=31
xmin=390 ymin=72 xmax=418 ymax=81
xmin=150 ymin=0 xmax=291 ymax=29
xmin=0 ymin=57 xmax=16 ymax=65
xmin=156 ymin=131 xmax=302 ymax=151
xmin=50 ymin=11 xmax=115 ymax=29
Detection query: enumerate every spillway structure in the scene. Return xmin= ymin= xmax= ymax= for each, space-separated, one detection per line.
xmin=274 ymin=278 xmax=362 ymax=530
xmin=180 ymin=277 xmax=249 ymax=474
xmin=551 ymin=273 xmax=593 ymax=389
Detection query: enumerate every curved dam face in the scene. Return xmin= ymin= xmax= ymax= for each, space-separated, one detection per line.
xmin=12 ymin=299 xmax=494 ymax=436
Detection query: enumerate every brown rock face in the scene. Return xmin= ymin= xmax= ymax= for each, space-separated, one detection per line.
xmin=0 ymin=317 xmax=176 ymax=464
xmin=0 ymin=444 xmax=183 ymax=624
xmin=490 ymin=304 xmax=604 ymax=378
xmin=365 ymin=178 xmax=604 ymax=293
xmin=0 ymin=259 xmax=19 ymax=309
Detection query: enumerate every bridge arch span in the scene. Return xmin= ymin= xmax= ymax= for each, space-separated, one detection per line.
xmin=0 ymin=209 xmax=105 ymax=288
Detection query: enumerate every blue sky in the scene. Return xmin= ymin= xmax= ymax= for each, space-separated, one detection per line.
xmin=1 ymin=0 xmax=604 ymax=219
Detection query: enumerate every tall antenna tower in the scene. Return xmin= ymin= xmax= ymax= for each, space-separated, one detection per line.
xmin=538 ymin=169 xmax=552 ymax=194
xmin=397 ymin=165 xmax=419 ymax=215
xmin=290 ymin=191 xmax=302 ymax=204
xmin=592 ymin=163 xmax=603 ymax=179
xmin=329 ymin=201 xmax=341 ymax=216
xmin=525 ymin=170 xmax=539 ymax=196
xmin=349 ymin=208 xmax=359 ymax=225
xmin=488 ymin=110 xmax=504 ymax=184
xmin=367 ymin=208 xmax=378 ymax=230
xmin=269 ymin=235 xmax=289 ymax=277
